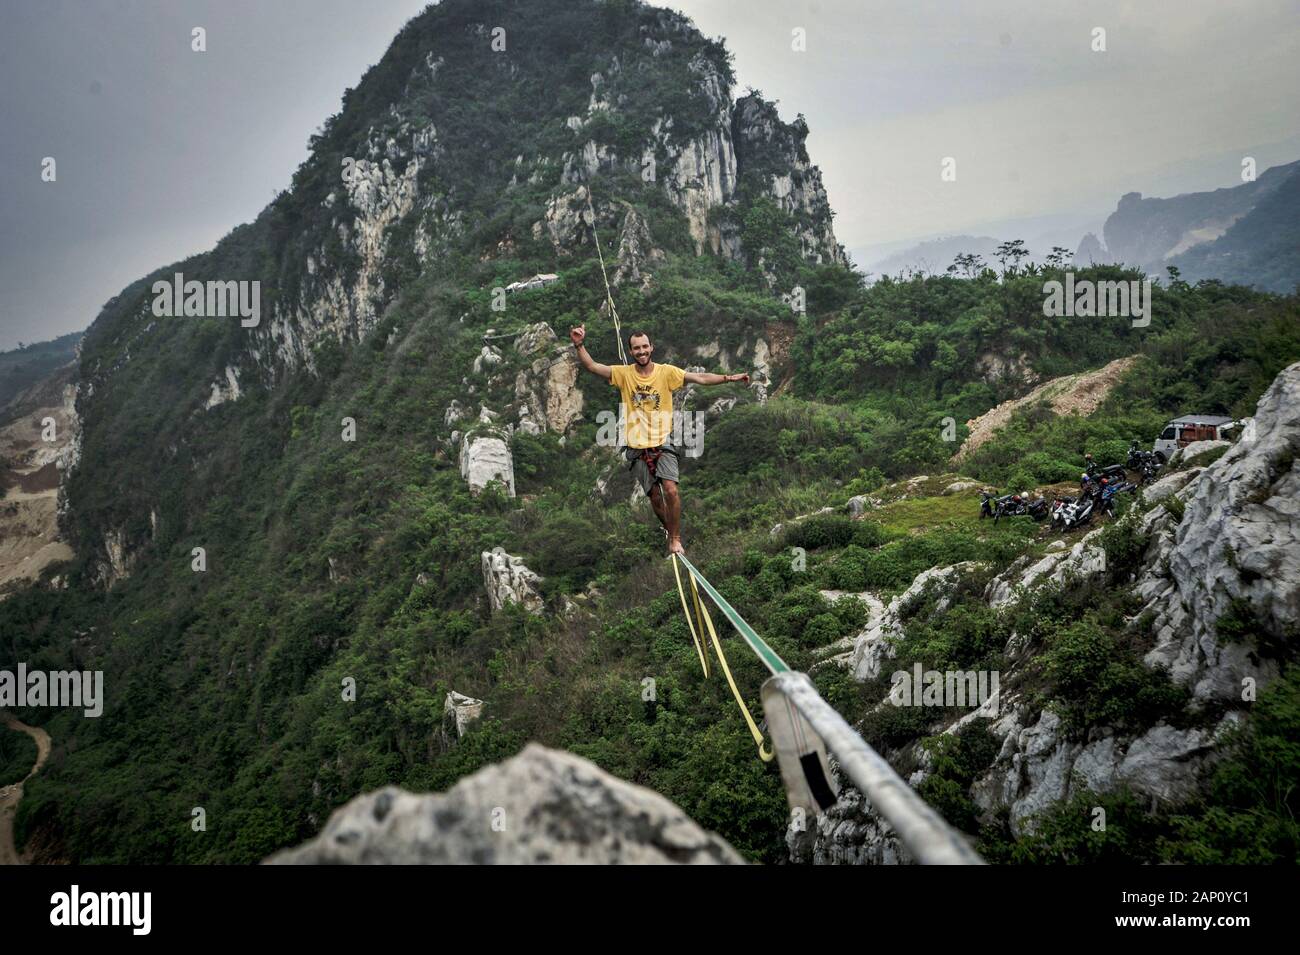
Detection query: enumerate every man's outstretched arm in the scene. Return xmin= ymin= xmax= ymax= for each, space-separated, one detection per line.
xmin=682 ymin=370 xmax=750 ymax=385
xmin=570 ymin=323 xmax=612 ymax=380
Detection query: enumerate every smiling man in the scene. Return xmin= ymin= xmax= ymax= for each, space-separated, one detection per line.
xmin=571 ymin=324 xmax=748 ymax=556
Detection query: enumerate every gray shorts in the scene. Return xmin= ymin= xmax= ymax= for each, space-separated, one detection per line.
xmin=624 ymin=445 xmax=680 ymax=494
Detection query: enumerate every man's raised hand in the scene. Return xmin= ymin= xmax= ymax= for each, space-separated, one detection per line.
xmin=569 ymin=324 xmax=586 ymax=347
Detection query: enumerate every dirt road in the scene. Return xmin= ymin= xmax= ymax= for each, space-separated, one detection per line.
xmin=0 ymin=714 xmax=51 ymax=865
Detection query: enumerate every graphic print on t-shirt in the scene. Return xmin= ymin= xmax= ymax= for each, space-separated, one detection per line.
xmin=609 ymin=363 xmax=684 ymax=448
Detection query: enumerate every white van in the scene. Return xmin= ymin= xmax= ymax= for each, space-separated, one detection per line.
xmin=1153 ymin=415 xmax=1236 ymax=460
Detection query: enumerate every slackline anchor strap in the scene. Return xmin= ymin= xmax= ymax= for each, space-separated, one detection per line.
xmin=671 ymin=554 xmax=774 ymax=762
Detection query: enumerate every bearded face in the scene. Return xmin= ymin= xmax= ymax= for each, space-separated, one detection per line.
xmin=630 ymin=336 xmax=652 ymax=366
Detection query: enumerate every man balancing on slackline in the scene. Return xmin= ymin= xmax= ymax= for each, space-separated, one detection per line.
xmin=570 ymin=324 xmax=749 ymax=556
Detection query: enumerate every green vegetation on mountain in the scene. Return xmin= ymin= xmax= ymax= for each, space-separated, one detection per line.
xmin=0 ymin=332 xmax=80 ymax=415
xmin=0 ymin=0 xmax=1297 ymax=864
xmin=0 ymin=724 xmax=38 ymax=788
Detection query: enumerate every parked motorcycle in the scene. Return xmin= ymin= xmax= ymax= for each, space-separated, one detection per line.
xmin=1126 ymin=441 xmax=1163 ymax=486
xmin=1100 ymin=478 xmax=1137 ymax=517
xmin=1084 ymin=453 xmax=1126 ymax=482
xmin=993 ymin=493 xmax=1049 ymax=524
xmin=979 ymin=491 xmax=1014 ymax=519
xmin=1053 ymin=474 xmax=1100 ymax=529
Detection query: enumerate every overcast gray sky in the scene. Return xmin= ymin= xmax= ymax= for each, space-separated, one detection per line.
xmin=3 ymin=0 xmax=1298 ymax=350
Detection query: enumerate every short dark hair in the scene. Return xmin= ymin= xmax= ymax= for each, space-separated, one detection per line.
xmin=628 ymin=330 xmax=652 ymax=347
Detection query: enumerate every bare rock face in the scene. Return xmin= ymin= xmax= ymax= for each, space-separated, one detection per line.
xmin=472 ymin=345 xmax=503 ymax=376
xmin=970 ymin=706 xmax=1245 ymax=837
xmin=203 ymin=365 xmax=242 ymax=410
xmin=459 ymin=431 xmax=516 ymax=497
xmin=481 ymin=549 xmax=544 ymax=614
xmin=94 ymin=527 xmax=134 ymax=589
xmin=612 ymin=201 xmax=664 ymax=288
xmin=732 ymin=94 xmax=844 ymax=268
xmin=1173 ymin=439 xmax=1230 ymax=465
xmin=848 ymin=563 xmax=982 ymax=680
xmin=534 ymin=186 xmax=594 ymax=255
xmin=788 ymin=762 xmax=911 ymax=865
xmin=984 ymin=529 xmax=1107 ymax=610
xmin=1136 ymin=361 xmax=1300 ymax=702
xmin=513 ymin=324 xmax=583 ymax=435
xmin=973 ymin=351 xmax=1039 ymax=388
xmin=443 ymin=690 xmax=484 ymax=739
xmin=257 ymin=129 xmax=427 ymax=380
xmin=657 ymin=54 xmax=739 ymax=258
xmin=1138 ymin=466 xmax=1201 ymax=504
xmin=265 ymin=744 xmax=745 ymax=865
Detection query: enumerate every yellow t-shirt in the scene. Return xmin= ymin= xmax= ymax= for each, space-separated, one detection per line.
xmin=609 ymin=362 xmax=685 ymax=449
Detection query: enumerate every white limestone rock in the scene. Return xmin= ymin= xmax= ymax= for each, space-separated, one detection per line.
xmin=481 ymin=549 xmax=544 ymax=614
xmin=267 ymin=744 xmax=744 ymax=865
xmin=459 ymin=432 xmax=516 ymax=497
xmin=443 ymin=690 xmax=484 ymax=739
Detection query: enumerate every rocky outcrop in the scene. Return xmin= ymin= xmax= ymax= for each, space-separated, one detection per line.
xmin=553 ymin=36 xmax=840 ymax=269
xmin=0 ymin=366 xmax=78 ymax=594
xmin=1173 ymin=439 xmax=1229 ymax=465
xmin=257 ymin=128 xmax=429 ymax=379
xmin=788 ymin=761 xmax=911 ymax=865
xmin=203 ymin=365 xmax=242 ymax=410
xmin=656 ymin=55 xmax=740 ymax=258
xmin=533 ymin=186 xmax=594 ymax=255
xmin=443 ymin=690 xmax=484 ymax=739
xmin=459 ymin=431 xmax=516 ymax=497
xmin=265 ymin=744 xmax=744 ymax=864
xmin=512 ymin=324 xmax=583 ymax=435
xmin=94 ymin=527 xmax=135 ymax=589
xmin=811 ymin=363 xmax=1300 ymax=862
xmin=970 ymin=705 xmax=1245 ymax=837
xmin=984 ymin=530 xmax=1107 ymax=610
xmin=972 ymin=351 xmax=1039 ymax=389
xmin=472 ymin=345 xmax=503 ymax=376
xmin=1134 ymin=361 xmax=1300 ymax=702
xmin=481 ymin=549 xmax=544 ymax=614
xmin=732 ymin=94 xmax=844 ymax=268
xmin=1138 ymin=466 xmax=1202 ymax=504
xmin=847 ymin=563 xmax=983 ymax=679
xmin=612 ymin=201 xmax=664 ymax=288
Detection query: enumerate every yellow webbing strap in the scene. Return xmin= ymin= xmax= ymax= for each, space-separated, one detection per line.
xmin=671 ymin=555 xmax=774 ymax=762
xmin=670 ymin=551 xmax=710 ymax=678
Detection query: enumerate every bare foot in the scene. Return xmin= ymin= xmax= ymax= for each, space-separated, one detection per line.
xmin=667 ymin=537 xmax=685 ymax=556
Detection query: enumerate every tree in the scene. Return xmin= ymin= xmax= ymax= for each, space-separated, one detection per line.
xmin=995 ymin=239 xmax=1029 ymax=277
xmin=948 ymin=252 xmax=985 ymax=278
xmin=1044 ymin=246 xmax=1073 ymax=270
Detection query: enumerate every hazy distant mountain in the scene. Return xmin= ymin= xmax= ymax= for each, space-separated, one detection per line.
xmin=1167 ymin=164 xmax=1300 ymax=293
xmin=865 ymin=235 xmax=1003 ymax=277
xmin=1073 ymin=232 xmax=1110 ymax=266
xmin=1078 ymin=159 xmax=1300 ymax=291
xmin=0 ymin=331 xmax=80 ymax=415
xmin=863 ymin=213 xmax=1101 ymax=278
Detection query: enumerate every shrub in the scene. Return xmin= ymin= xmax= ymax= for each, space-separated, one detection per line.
xmin=785 ymin=513 xmax=855 ymax=550
xmin=1038 ymin=618 xmax=1188 ymax=734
